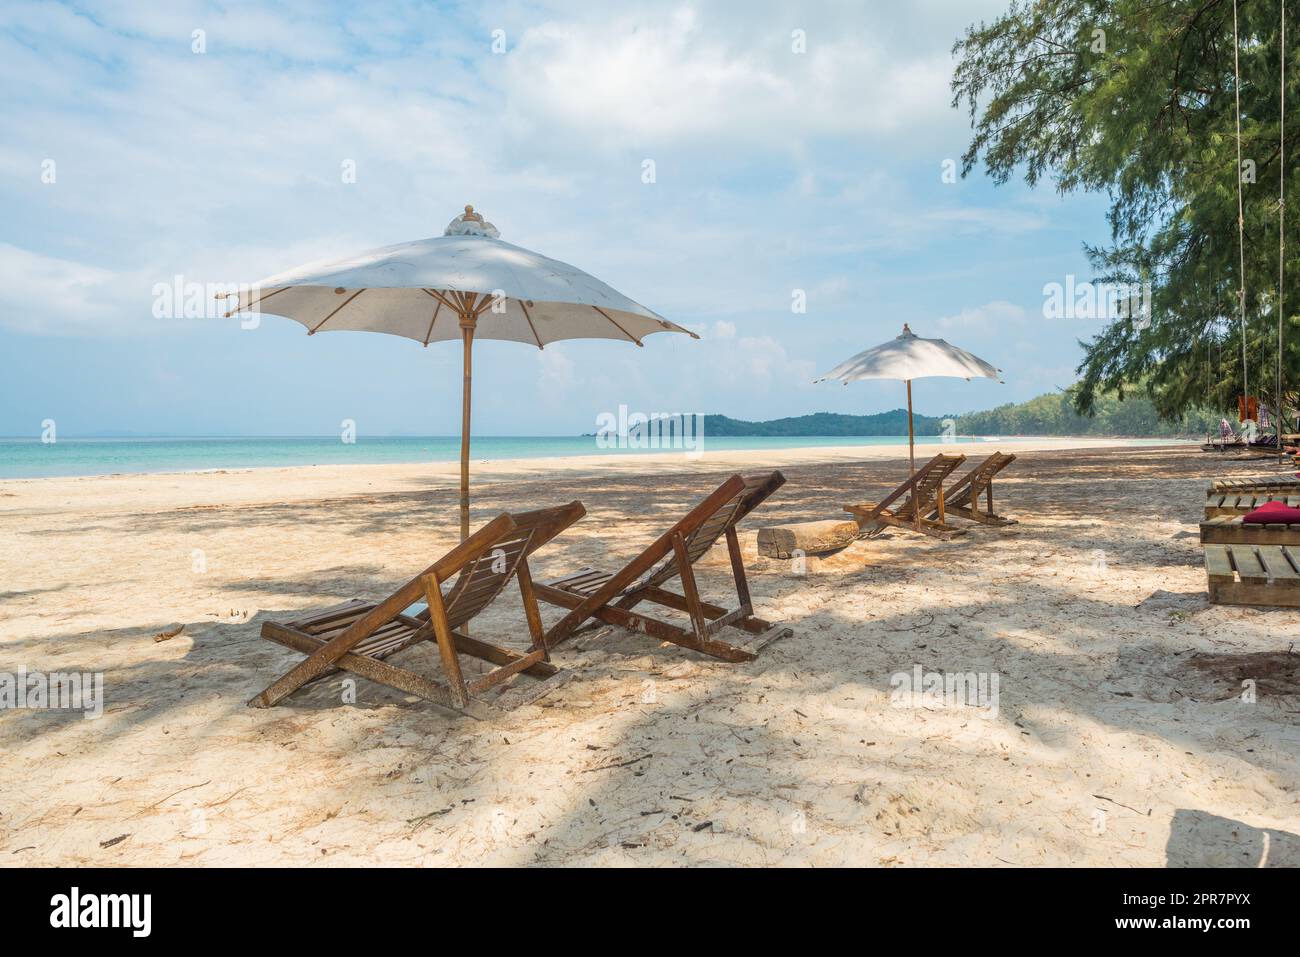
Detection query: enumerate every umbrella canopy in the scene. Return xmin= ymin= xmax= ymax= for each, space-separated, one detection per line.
xmin=226 ymin=206 xmax=696 ymax=539
xmin=227 ymin=207 xmax=695 ymax=348
xmin=814 ymin=324 xmax=1001 ymax=384
xmin=815 ymin=324 xmax=1002 ymax=529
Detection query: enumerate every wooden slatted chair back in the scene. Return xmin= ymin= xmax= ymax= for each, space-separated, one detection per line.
xmin=641 ymin=472 xmax=785 ymax=591
xmin=889 ymin=453 xmax=965 ymax=514
xmin=946 ymin=452 xmax=1015 ymax=508
xmin=438 ymin=504 xmax=583 ymax=629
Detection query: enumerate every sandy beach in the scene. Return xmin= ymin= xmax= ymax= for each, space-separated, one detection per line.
xmin=2 ymin=438 xmax=1298 ymax=867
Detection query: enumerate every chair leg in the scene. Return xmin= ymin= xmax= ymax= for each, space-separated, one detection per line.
xmin=515 ymin=557 xmax=548 ymax=659
xmin=672 ymin=532 xmax=710 ymax=640
xmin=424 ymin=572 xmax=470 ymax=709
xmin=249 ymin=621 xmax=374 ymax=708
xmin=724 ymin=525 xmax=754 ymax=617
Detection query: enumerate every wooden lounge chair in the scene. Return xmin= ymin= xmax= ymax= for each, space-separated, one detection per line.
xmin=926 ymin=452 xmax=1017 ymax=526
xmin=248 ymin=502 xmax=585 ymax=718
xmin=535 ymin=472 xmax=791 ymax=662
xmin=845 ymin=453 xmax=967 ymax=539
xmin=1205 ymin=544 xmax=1300 ymax=607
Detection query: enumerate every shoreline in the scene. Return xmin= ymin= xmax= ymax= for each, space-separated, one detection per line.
xmin=0 ymin=435 xmax=1195 ymax=487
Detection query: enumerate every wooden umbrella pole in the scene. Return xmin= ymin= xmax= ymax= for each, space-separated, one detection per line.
xmin=907 ymin=379 xmax=918 ymax=529
xmin=460 ymin=316 xmax=475 ymax=543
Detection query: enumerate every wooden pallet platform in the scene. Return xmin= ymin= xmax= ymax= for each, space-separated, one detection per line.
xmin=1205 ymin=543 xmax=1300 ymax=607
xmin=1204 ymin=492 xmax=1300 ymax=518
xmin=1209 ymin=475 xmax=1300 ymax=493
xmin=1200 ymin=515 xmax=1300 ymax=545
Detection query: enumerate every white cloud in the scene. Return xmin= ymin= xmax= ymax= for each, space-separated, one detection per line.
xmin=0 ymin=244 xmax=123 ymax=335
xmin=935 ymin=301 xmax=1029 ymax=336
xmin=718 ymin=335 xmax=817 ymax=387
xmin=537 ymin=344 xmax=576 ymax=392
xmin=496 ymin=5 xmax=967 ymax=149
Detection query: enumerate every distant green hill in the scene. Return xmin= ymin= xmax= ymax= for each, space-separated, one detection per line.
xmin=954 ymin=388 xmax=1218 ymax=437
xmin=702 ymin=410 xmax=948 ymax=436
xmin=704 ymin=389 xmax=1218 ymax=437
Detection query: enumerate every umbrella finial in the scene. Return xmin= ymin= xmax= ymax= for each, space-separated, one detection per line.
xmin=900 ymin=323 xmax=913 ymax=338
xmin=445 ymin=205 xmax=500 ymax=238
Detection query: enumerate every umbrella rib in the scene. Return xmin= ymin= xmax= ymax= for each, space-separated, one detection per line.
xmin=422 ymin=299 xmax=442 ymax=347
xmin=223 ymin=285 xmax=288 ymax=318
xmin=424 ymin=288 xmax=460 ymax=313
xmin=592 ymin=305 xmax=643 ymax=347
xmin=517 ymin=299 xmax=544 ymax=350
xmin=308 ymin=288 xmax=366 ymax=335
xmin=472 ymin=293 xmax=498 ymax=319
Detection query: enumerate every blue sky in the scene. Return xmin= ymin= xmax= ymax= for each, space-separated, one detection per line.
xmin=0 ymin=0 xmax=1116 ymax=437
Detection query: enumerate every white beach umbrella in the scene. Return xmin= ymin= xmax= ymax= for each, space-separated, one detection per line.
xmin=225 ymin=206 xmax=697 ymax=539
xmin=814 ymin=323 xmax=1002 ymax=475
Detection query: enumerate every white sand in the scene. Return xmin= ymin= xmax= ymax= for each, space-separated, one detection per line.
xmin=2 ymin=438 xmax=1298 ymax=866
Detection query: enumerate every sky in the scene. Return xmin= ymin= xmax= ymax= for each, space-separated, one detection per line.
xmin=0 ymin=0 xmax=1118 ymax=438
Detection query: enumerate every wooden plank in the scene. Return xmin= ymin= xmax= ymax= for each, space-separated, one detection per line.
xmin=1202 ymin=519 xmax=1300 ymax=545
xmin=1230 ymin=546 xmax=1269 ymax=583
xmin=672 ymin=531 xmax=710 ymax=640
xmin=725 ymin=525 xmax=753 ymax=613
xmin=1208 ymin=579 xmax=1300 ymax=608
xmin=467 ymin=648 xmax=547 ymax=695
xmin=1202 ymin=545 xmax=1234 ymax=583
xmin=1256 ymin=545 xmax=1300 ymax=581
xmin=425 ymin=570 xmax=470 ymax=709
xmin=515 ymin=558 xmax=547 ymax=654
xmin=493 ymin=669 xmax=574 ymax=710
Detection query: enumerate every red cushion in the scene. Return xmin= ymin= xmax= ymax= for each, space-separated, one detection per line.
xmin=1243 ymin=503 xmax=1300 ymax=524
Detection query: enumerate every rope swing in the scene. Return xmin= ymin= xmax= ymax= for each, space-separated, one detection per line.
xmin=1230 ymin=0 xmax=1288 ymax=456
xmin=1232 ymin=0 xmax=1250 ymax=423
xmin=1278 ymin=0 xmax=1288 ymax=461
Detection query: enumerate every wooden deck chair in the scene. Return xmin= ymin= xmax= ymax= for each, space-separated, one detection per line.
xmin=926 ymin=452 xmax=1017 ymax=526
xmin=845 ymin=453 xmax=967 ymax=539
xmin=248 ymin=502 xmax=585 ymax=718
xmin=1205 ymin=543 xmax=1300 ymax=607
xmin=534 ymin=472 xmax=791 ymax=663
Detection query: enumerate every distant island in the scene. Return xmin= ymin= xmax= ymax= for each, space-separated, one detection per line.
xmin=704 ymin=389 xmax=1217 ymax=438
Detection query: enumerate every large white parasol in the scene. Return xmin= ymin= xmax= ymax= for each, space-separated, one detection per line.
xmin=815 ymin=322 xmax=1002 ymax=475
xmin=225 ymin=206 xmax=697 ymax=540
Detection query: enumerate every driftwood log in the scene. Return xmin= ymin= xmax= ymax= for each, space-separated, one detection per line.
xmin=757 ymin=519 xmax=861 ymax=559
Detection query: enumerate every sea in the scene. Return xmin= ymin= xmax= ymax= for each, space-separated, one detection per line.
xmin=0 ymin=434 xmax=1174 ymax=480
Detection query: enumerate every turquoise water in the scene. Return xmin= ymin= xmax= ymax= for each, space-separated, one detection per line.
xmin=0 ymin=434 xmax=1175 ymax=480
